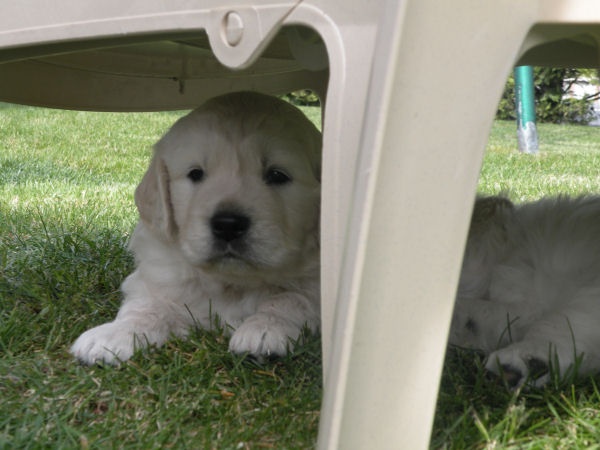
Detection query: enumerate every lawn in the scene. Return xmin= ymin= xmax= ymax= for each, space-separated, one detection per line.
xmin=2 ymin=103 xmax=600 ymax=449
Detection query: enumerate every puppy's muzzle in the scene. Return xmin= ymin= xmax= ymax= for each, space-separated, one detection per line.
xmin=210 ymin=211 xmax=251 ymax=243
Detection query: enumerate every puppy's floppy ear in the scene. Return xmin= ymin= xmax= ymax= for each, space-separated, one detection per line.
xmin=134 ymin=155 xmax=177 ymax=241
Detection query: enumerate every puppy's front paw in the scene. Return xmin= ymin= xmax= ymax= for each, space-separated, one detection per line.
xmin=71 ymin=321 xmax=145 ymax=365
xmin=485 ymin=344 xmax=551 ymax=389
xmin=229 ymin=313 xmax=299 ymax=359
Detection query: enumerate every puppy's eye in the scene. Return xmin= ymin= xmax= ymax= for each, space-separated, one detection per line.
xmin=187 ymin=168 xmax=204 ymax=183
xmin=264 ymin=167 xmax=292 ymax=186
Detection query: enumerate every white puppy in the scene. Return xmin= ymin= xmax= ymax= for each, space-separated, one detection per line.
xmin=451 ymin=195 xmax=600 ymax=387
xmin=71 ymin=92 xmax=321 ymax=365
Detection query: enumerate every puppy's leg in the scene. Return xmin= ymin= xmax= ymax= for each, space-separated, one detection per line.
xmin=485 ymin=305 xmax=600 ymax=388
xmin=71 ymin=273 xmax=191 ymax=365
xmin=228 ymin=293 xmax=319 ymax=358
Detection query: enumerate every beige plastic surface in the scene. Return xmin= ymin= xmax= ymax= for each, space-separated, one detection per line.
xmin=3 ymin=0 xmax=600 ymax=448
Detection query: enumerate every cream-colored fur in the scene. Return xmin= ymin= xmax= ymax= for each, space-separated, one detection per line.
xmin=451 ymin=195 xmax=600 ymax=387
xmin=71 ymin=92 xmax=321 ymax=364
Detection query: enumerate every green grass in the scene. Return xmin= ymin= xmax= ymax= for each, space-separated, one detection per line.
xmin=481 ymin=121 xmax=600 ymax=199
xmin=2 ymin=105 xmax=600 ymax=449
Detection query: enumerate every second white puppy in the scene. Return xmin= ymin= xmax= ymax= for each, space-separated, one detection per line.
xmin=71 ymin=92 xmax=322 ymax=365
xmin=451 ymin=195 xmax=600 ymax=387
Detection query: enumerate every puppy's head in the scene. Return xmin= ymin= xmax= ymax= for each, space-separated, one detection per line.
xmin=135 ymin=91 xmax=321 ymax=284
xmin=458 ymin=195 xmax=515 ymax=298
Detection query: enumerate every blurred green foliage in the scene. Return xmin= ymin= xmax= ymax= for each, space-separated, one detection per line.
xmin=496 ymin=68 xmax=599 ymax=124
xmin=285 ymin=89 xmax=321 ymax=106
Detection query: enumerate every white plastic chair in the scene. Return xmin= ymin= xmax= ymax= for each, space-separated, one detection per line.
xmin=3 ymin=1 xmax=600 ymax=447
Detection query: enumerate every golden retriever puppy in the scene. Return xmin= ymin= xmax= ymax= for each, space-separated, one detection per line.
xmin=71 ymin=92 xmax=321 ymax=364
xmin=451 ymin=195 xmax=600 ymax=387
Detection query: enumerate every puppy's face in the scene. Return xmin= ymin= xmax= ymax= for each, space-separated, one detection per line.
xmin=135 ymin=92 xmax=321 ymax=284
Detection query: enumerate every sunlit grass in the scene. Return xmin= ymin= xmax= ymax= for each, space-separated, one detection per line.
xmin=481 ymin=121 xmax=600 ymax=199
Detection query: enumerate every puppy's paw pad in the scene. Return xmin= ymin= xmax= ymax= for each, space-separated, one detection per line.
xmin=229 ymin=314 xmax=298 ymax=358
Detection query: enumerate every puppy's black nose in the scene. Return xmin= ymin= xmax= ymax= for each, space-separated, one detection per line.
xmin=210 ymin=211 xmax=251 ymax=242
